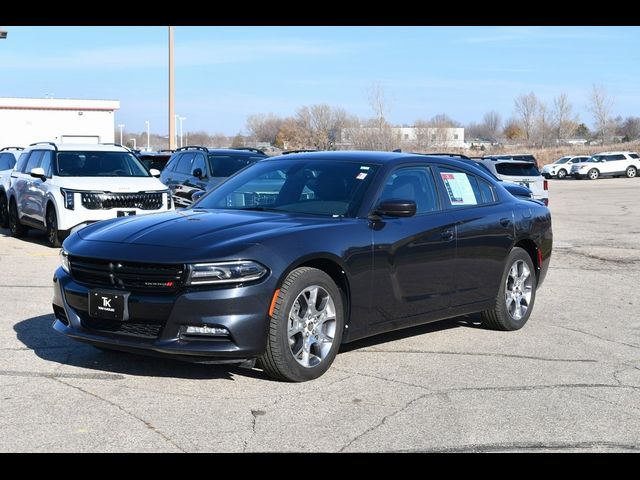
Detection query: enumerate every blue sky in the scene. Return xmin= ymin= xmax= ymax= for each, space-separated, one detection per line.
xmin=1 ymin=26 xmax=639 ymax=135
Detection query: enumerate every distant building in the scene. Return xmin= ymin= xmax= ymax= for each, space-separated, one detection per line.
xmin=340 ymin=126 xmax=465 ymax=149
xmin=0 ymin=97 xmax=120 ymax=147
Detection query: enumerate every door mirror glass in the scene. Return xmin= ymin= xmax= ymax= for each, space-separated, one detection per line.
xmin=193 ymin=168 xmax=203 ymax=179
xmin=375 ymin=200 xmax=416 ymax=217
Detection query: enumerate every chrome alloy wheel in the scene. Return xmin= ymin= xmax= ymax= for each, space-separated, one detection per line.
xmin=505 ymin=260 xmax=533 ymax=321
xmin=287 ymin=285 xmax=337 ymax=368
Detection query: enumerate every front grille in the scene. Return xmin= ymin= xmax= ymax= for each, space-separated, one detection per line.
xmin=81 ymin=192 xmax=164 ymax=210
xmin=81 ymin=317 xmax=163 ymax=338
xmin=69 ymin=256 xmax=185 ymax=293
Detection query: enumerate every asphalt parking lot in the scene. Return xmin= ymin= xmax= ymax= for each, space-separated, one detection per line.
xmin=1 ymin=178 xmax=639 ymax=452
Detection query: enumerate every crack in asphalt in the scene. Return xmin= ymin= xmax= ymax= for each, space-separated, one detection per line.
xmin=51 ymin=377 xmax=186 ymax=452
xmin=549 ymin=323 xmax=640 ymax=350
xmin=578 ymin=391 xmax=640 ymax=417
xmin=332 ymin=367 xmax=431 ymax=391
xmin=348 ymin=349 xmax=597 ymax=363
xmin=386 ymin=441 xmax=640 ymax=452
xmin=0 ymin=370 xmax=124 ymax=380
xmin=339 ymin=393 xmax=431 ymax=452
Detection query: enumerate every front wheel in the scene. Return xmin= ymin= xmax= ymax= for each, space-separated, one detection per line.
xmin=258 ymin=267 xmax=344 ymax=382
xmin=481 ymin=247 xmax=537 ymax=331
xmin=626 ymin=166 xmax=637 ymax=178
xmin=557 ymin=169 xmax=567 ymax=179
xmin=0 ymin=194 xmax=8 ymax=228
xmin=588 ymin=168 xmax=599 ymax=180
xmin=46 ymin=206 xmax=62 ymax=248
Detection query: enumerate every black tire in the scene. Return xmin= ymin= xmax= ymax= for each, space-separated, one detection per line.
xmin=557 ymin=169 xmax=567 ymax=180
xmin=0 ymin=193 xmax=8 ymax=229
xmin=481 ymin=247 xmax=537 ymax=331
xmin=46 ymin=205 xmax=62 ymax=248
xmin=258 ymin=267 xmax=345 ymax=382
xmin=626 ymin=166 xmax=637 ymax=178
xmin=8 ymin=199 xmax=28 ymax=238
xmin=588 ymin=168 xmax=599 ymax=180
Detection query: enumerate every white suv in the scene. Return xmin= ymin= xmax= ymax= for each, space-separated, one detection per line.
xmin=477 ymin=159 xmax=549 ymax=205
xmin=541 ymin=155 xmax=590 ymax=179
xmin=571 ymin=151 xmax=640 ymax=180
xmin=6 ymin=142 xmax=173 ymax=247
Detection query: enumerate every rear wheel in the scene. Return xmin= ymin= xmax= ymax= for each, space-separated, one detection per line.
xmin=8 ymin=200 xmax=28 ymax=238
xmin=481 ymin=247 xmax=537 ymax=331
xmin=557 ymin=169 xmax=567 ymax=179
xmin=258 ymin=267 xmax=344 ymax=382
xmin=588 ymin=168 xmax=599 ymax=180
xmin=0 ymin=193 xmax=8 ymax=228
xmin=626 ymin=166 xmax=637 ymax=178
xmin=46 ymin=205 xmax=62 ymax=248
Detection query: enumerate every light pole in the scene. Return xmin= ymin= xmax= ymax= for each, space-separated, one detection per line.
xmin=168 ymin=26 xmax=176 ymax=150
xmin=117 ymin=124 xmax=125 ymax=145
xmin=174 ymin=114 xmax=179 ymax=148
xmin=130 ymin=138 xmax=137 ymax=150
xmin=179 ymin=117 xmax=186 ymax=148
xmin=145 ymin=121 xmax=150 ymax=151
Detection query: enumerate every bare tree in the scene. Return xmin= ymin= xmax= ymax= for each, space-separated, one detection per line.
xmin=513 ymin=92 xmax=539 ymax=143
xmin=536 ymin=102 xmax=553 ymax=147
xmin=552 ymin=93 xmax=577 ymax=142
xmin=482 ymin=110 xmax=502 ymax=141
xmin=618 ymin=116 xmax=640 ymax=141
xmin=588 ymin=84 xmax=616 ymax=144
xmin=246 ymin=113 xmax=284 ymax=145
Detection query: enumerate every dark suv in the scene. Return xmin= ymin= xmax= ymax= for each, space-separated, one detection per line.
xmin=160 ymin=147 xmax=268 ymax=207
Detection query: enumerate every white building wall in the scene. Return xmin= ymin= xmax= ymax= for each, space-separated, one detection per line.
xmin=0 ymin=98 xmax=120 ymax=148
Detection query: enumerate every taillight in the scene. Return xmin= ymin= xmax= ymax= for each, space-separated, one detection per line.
xmin=543 ymin=180 xmax=548 ymax=190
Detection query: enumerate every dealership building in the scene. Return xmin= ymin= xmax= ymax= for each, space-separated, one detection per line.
xmin=0 ymin=97 xmax=120 ymax=147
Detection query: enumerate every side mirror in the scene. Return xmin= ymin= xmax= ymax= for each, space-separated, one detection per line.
xmin=192 ymin=168 xmax=203 ymax=179
xmin=374 ymin=200 xmax=417 ymax=218
xmin=149 ymin=168 xmax=161 ymax=178
xmin=30 ymin=167 xmax=46 ymax=180
xmin=191 ymin=190 xmax=206 ymax=203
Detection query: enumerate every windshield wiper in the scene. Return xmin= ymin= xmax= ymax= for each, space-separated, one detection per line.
xmin=235 ymin=206 xmax=283 ymax=212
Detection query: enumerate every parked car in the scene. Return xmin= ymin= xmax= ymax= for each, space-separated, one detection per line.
xmin=5 ymin=142 xmax=173 ymax=247
xmin=0 ymin=147 xmax=24 ymax=227
xmin=53 ymin=151 xmax=552 ymax=382
xmin=484 ymin=154 xmax=538 ymax=168
xmin=136 ymin=151 xmax=173 ymax=172
xmin=476 ymin=158 xmax=548 ymax=205
xmin=160 ymin=146 xmax=268 ymax=208
xmin=571 ymin=151 xmax=640 ymax=180
xmin=541 ymin=155 xmax=590 ymax=179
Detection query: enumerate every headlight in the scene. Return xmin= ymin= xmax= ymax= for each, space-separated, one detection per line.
xmin=186 ymin=261 xmax=268 ymax=285
xmin=60 ymin=249 xmax=70 ymax=273
xmin=60 ymin=188 xmax=75 ymax=210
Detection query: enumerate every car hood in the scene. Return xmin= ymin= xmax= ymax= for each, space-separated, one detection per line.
xmin=54 ymin=176 xmax=168 ymax=192
xmin=75 ymin=209 xmax=338 ymax=251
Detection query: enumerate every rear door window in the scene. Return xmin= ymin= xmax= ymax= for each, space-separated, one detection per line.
xmin=437 ymin=167 xmax=494 ymax=208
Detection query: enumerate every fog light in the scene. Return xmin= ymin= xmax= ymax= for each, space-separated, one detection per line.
xmin=185 ymin=325 xmax=229 ymax=336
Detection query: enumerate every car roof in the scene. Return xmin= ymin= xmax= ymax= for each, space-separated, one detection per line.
xmin=593 ymin=151 xmax=637 ymax=155
xmin=260 ymin=150 xmax=501 ymax=171
xmin=26 ymin=143 xmax=131 ymax=153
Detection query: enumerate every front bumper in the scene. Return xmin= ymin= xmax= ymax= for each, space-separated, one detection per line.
xmin=52 ymin=267 xmax=275 ymax=363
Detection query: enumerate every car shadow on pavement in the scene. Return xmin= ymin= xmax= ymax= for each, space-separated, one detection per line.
xmin=339 ymin=313 xmax=485 ymax=353
xmin=0 ymin=227 xmax=52 ymax=248
xmin=14 ymin=314 xmax=272 ymax=381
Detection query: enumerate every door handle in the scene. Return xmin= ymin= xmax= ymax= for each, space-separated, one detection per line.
xmin=500 ymin=217 xmax=511 ymax=227
xmin=441 ymin=229 xmax=454 ymax=240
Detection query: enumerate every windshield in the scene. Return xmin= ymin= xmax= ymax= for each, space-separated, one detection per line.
xmin=208 ymin=154 xmax=264 ymax=177
xmin=495 ymin=163 xmax=540 ymax=177
xmin=56 ymin=151 xmax=150 ymax=177
xmin=195 ymin=159 xmax=379 ymax=217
